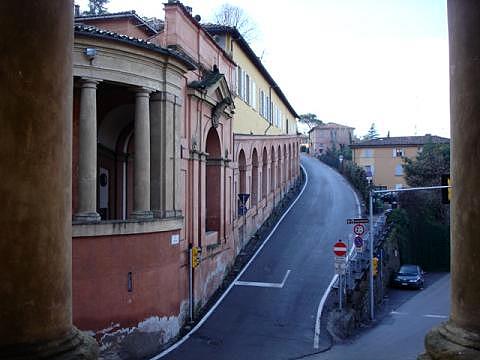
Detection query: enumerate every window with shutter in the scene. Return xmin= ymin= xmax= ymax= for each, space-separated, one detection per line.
xmin=251 ymin=81 xmax=256 ymax=109
xmin=245 ymin=74 xmax=250 ymax=104
xmin=237 ymin=67 xmax=242 ymax=96
xmin=259 ymin=90 xmax=264 ymax=116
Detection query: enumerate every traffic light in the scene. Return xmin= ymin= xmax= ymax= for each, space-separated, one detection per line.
xmin=192 ymin=246 xmax=201 ymax=268
xmin=372 ymin=257 xmax=379 ymax=277
xmin=441 ymin=174 xmax=451 ymax=204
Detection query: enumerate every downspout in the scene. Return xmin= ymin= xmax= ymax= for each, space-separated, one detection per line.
xmin=264 ymin=86 xmax=273 ymax=135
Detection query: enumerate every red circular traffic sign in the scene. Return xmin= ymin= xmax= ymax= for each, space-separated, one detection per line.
xmin=333 ymin=241 xmax=347 ymax=256
xmin=353 ymin=224 xmax=365 ymax=236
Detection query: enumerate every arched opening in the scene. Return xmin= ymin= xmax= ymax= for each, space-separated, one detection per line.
xmin=205 ymin=127 xmax=222 ymax=232
xmin=283 ymin=144 xmax=287 ymax=186
xmin=238 ymin=149 xmax=246 ymax=193
xmin=238 ymin=149 xmax=247 ymax=217
xmin=251 ymin=148 xmax=258 ymax=206
xmin=96 ymin=85 xmax=135 ymax=221
xmin=277 ymin=145 xmax=282 ymax=191
xmin=288 ymin=143 xmax=292 ymax=181
xmin=270 ymin=146 xmax=275 ymax=193
xmin=262 ymin=147 xmax=268 ymax=200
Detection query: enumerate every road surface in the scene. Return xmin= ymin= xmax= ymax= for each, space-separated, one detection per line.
xmin=159 ymin=155 xmax=358 ymax=360
xmin=312 ymin=273 xmax=451 ymax=360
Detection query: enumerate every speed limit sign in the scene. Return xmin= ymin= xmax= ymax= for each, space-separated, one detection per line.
xmin=353 ymin=223 xmax=365 ymax=236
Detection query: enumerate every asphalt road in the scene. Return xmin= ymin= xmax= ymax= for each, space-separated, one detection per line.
xmin=159 ymin=155 xmax=359 ymax=360
xmin=312 ymin=273 xmax=451 ymax=360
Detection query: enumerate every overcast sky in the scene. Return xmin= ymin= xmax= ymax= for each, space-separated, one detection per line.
xmin=77 ymin=0 xmax=450 ymax=138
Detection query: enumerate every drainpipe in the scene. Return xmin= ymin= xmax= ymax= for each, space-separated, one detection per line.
xmin=264 ymin=86 xmax=273 ymax=135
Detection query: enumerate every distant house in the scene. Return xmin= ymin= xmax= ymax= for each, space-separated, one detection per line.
xmin=308 ymin=122 xmax=354 ymax=155
xmin=351 ymin=135 xmax=450 ymax=189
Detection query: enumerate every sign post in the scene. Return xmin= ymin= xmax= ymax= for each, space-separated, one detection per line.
xmin=237 ymin=193 xmax=250 ymax=248
xmin=354 ymin=235 xmax=363 ymax=252
xmin=334 ymin=240 xmax=347 ymax=310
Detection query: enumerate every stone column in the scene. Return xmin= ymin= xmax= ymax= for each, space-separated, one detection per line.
xmin=173 ymin=96 xmax=183 ymax=216
xmin=132 ymin=88 xmax=153 ymax=220
xmin=164 ymin=92 xmax=181 ymax=218
xmin=150 ymin=92 xmax=165 ymax=218
xmin=0 ymin=1 xmax=98 ymax=358
xmin=420 ymin=1 xmax=480 ymax=359
xmin=74 ymin=78 xmax=100 ymax=222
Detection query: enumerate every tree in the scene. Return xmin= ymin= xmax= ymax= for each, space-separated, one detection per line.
xmin=397 ymin=142 xmax=451 ymax=270
xmin=84 ymin=0 xmax=109 ymax=15
xmin=214 ymin=4 xmax=256 ymax=42
xmin=363 ymin=123 xmax=379 ymax=140
xmin=403 ymin=142 xmax=450 ymax=187
xmin=299 ymin=113 xmax=323 ymax=129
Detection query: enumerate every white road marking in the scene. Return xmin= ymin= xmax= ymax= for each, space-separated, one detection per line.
xmin=423 ymin=314 xmax=448 ymax=319
xmin=235 ymin=269 xmax=291 ymax=288
xmin=149 ymin=164 xmax=309 ymax=360
xmin=313 ymin=167 xmax=362 ymax=349
xmin=314 ymin=274 xmax=339 ymax=349
xmin=390 ymin=311 xmax=448 ymax=319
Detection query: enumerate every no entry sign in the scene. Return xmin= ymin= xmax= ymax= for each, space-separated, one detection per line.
xmin=333 ymin=241 xmax=347 ymax=257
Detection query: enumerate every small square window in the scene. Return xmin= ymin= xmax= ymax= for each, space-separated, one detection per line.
xmin=393 ymin=148 xmax=404 ymax=157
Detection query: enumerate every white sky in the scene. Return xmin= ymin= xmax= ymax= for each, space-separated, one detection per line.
xmin=76 ymin=0 xmax=450 ymax=138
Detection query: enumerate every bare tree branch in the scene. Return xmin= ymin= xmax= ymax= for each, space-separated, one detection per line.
xmin=214 ymin=3 xmax=257 ymax=42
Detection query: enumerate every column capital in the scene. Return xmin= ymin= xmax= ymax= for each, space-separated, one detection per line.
xmin=131 ymin=87 xmax=153 ymax=96
xmin=150 ymin=91 xmax=176 ymax=104
xmin=78 ymin=77 xmax=101 ymax=88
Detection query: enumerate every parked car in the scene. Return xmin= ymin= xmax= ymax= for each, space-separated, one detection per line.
xmin=392 ymin=264 xmax=424 ymax=289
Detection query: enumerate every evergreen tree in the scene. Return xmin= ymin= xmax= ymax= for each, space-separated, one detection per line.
xmin=84 ymin=0 xmax=110 ymax=15
xmin=363 ymin=123 xmax=379 ymax=140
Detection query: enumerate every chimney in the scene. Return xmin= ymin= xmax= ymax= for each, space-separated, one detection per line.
xmin=185 ymin=6 xmax=193 ymax=14
xmin=74 ymin=4 xmax=80 ymax=17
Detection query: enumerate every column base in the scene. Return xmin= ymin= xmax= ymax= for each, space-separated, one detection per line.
xmin=0 ymin=327 xmax=98 ymax=359
xmin=164 ymin=209 xmax=183 ymax=218
xmin=73 ymin=211 xmax=101 ymax=223
xmin=419 ymin=321 xmax=480 ymax=359
xmin=131 ymin=210 xmax=154 ymax=220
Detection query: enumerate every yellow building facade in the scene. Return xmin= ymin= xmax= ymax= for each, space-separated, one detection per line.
xmin=351 ymin=135 xmax=449 ymax=189
xmin=204 ymin=25 xmax=299 ymax=135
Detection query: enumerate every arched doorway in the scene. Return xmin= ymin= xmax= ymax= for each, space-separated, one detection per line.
xmin=206 ymin=127 xmax=222 ymax=232
xmin=251 ymin=148 xmax=258 ymax=206
xmin=262 ymin=147 xmax=268 ymax=200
